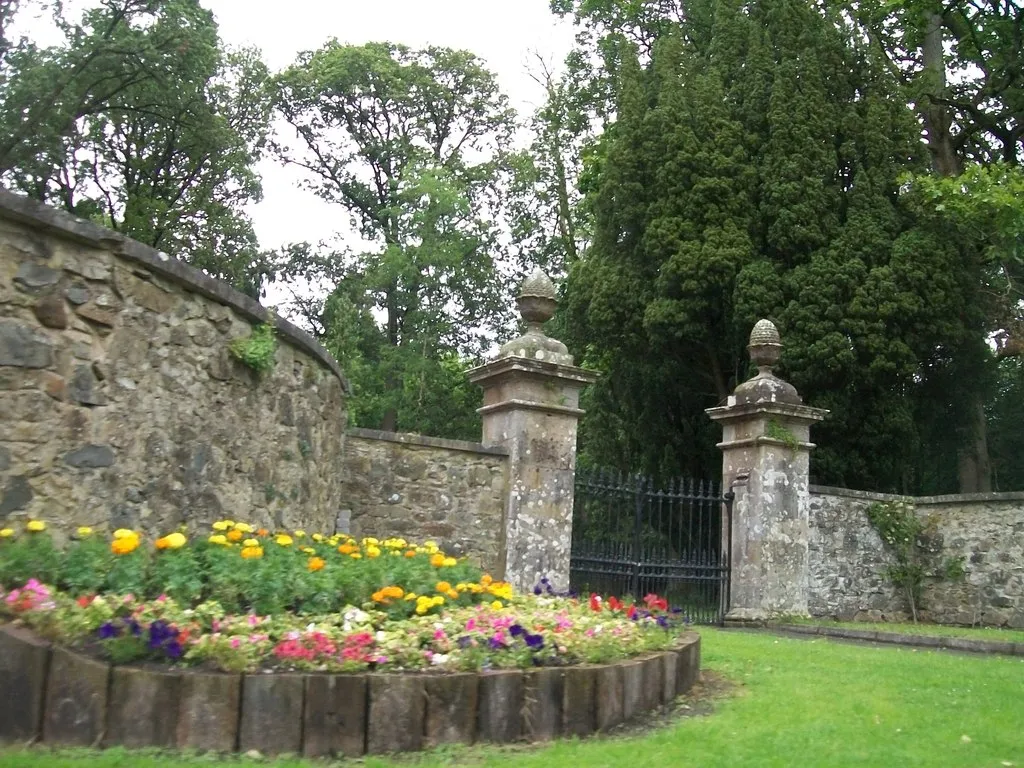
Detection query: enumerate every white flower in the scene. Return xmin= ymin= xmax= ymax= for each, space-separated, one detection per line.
xmin=430 ymin=653 xmax=450 ymax=666
xmin=376 ymin=630 xmax=387 ymax=642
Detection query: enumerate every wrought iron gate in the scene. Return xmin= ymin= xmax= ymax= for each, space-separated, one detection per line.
xmin=569 ymin=468 xmax=733 ymax=624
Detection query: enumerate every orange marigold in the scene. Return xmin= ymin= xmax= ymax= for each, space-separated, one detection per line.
xmin=240 ymin=545 xmax=263 ymax=559
xmin=307 ymin=556 xmax=326 ymax=572
xmin=430 ymin=553 xmax=446 ymax=567
xmin=227 ymin=529 xmax=243 ymax=542
xmin=404 ymin=550 xmax=417 ymax=558
xmin=338 ymin=543 xmax=358 ymax=555
xmin=111 ymin=536 xmax=139 ymax=555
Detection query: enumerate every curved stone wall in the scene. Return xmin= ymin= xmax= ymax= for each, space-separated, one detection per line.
xmin=0 ymin=624 xmax=701 ymax=756
xmin=0 ymin=190 xmax=348 ymax=539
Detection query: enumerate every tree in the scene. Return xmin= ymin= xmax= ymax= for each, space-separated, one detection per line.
xmin=272 ymin=42 xmax=519 ymax=436
xmin=844 ymin=0 xmax=1024 ymax=491
xmin=0 ymin=0 xmax=273 ymax=295
xmin=563 ymin=0 xmax=977 ymax=491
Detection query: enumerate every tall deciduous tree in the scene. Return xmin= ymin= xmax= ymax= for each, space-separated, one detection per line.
xmin=272 ymin=42 xmax=518 ymax=436
xmin=0 ymin=0 xmax=273 ymax=295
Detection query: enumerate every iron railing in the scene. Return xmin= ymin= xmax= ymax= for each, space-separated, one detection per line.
xmin=569 ymin=468 xmax=733 ymax=624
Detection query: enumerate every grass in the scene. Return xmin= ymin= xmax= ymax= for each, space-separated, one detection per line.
xmin=783 ymin=617 xmax=1024 ymax=644
xmin=1 ymin=629 xmax=1022 ymax=768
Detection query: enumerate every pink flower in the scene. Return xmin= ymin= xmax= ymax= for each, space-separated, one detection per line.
xmin=465 ymin=618 xmax=477 ymax=631
xmin=156 ymin=594 xmax=168 ymax=603
xmin=433 ymin=629 xmax=446 ymax=641
xmin=247 ymin=614 xmax=260 ymax=627
xmin=230 ymin=637 xmax=241 ymax=649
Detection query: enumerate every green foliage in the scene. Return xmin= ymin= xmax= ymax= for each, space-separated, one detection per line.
xmin=765 ymin=420 xmax=799 ymax=451
xmin=272 ymin=42 xmax=518 ymax=437
xmin=0 ymin=0 xmax=274 ymax=295
xmin=865 ymin=500 xmax=964 ymax=622
xmin=0 ymin=532 xmax=59 ymax=586
xmin=229 ymin=322 xmax=277 ymax=374
xmin=559 ymin=0 xmax=1000 ymax=491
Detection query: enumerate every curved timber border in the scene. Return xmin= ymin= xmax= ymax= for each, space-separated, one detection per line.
xmin=0 ymin=623 xmax=701 ymax=756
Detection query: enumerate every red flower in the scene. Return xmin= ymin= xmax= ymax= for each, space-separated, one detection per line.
xmin=77 ymin=595 xmax=92 ymax=608
xmin=627 ymin=604 xmax=638 ymax=619
xmin=607 ymin=596 xmax=623 ymax=612
xmin=589 ymin=594 xmax=603 ymax=612
xmin=643 ymin=593 xmax=668 ymax=612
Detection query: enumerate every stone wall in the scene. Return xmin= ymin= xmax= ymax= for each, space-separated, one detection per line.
xmin=808 ymin=486 xmax=1024 ymax=627
xmin=0 ymin=190 xmax=348 ymax=541
xmin=341 ymin=428 xmax=508 ymax=573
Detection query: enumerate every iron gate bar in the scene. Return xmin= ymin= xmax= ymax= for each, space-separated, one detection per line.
xmin=569 ymin=467 xmax=734 ymax=625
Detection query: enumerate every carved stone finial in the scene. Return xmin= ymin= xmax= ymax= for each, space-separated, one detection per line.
xmin=733 ymin=319 xmax=801 ymax=405
xmin=748 ymin=319 xmax=782 ymax=373
xmin=517 ymin=267 xmax=557 ymax=328
xmin=497 ymin=267 xmax=573 ymax=364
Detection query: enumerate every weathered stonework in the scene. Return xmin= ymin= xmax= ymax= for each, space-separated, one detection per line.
xmin=0 ymin=190 xmax=348 ymax=539
xmin=706 ymin=320 xmax=827 ymax=621
xmin=469 ymin=270 xmax=596 ymax=592
xmin=809 ymin=486 xmax=1024 ymax=627
xmin=341 ymin=428 xmax=508 ymax=572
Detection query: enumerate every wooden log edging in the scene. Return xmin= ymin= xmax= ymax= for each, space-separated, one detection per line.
xmin=0 ymin=624 xmax=701 ymax=756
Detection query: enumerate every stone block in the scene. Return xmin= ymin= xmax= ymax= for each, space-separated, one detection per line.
xmin=176 ymin=671 xmax=241 ymax=752
xmin=75 ymin=301 xmax=118 ymax=328
xmin=594 ymin=664 xmax=624 ymax=731
xmin=562 ymin=665 xmax=596 ymax=738
xmin=477 ymin=669 xmax=523 ymax=743
xmin=238 ymin=673 xmax=304 ymax=755
xmin=0 ymin=624 xmax=50 ymax=743
xmin=621 ymin=660 xmax=643 ymax=721
xmin=303 ymin=673 xmax=367 ymax=758
xmin=14 ymin=262 xmax=60 ymax=290
xmin=43 ymin=646 xmax=109 ymax=746
xmin=64 ymin=444 xmax=115 ymax=468
xmin=105 ymin=666 xmax=181 ymax=748
xmin=367 ymin=674 xmax=425 ymax=754
xmin=34 ymin=293 xmax=67 ymax=329
xmin=676 ymin=634 xmax=700 ymax=695
xmin=0 ymin=475 xmax=33 ymax=517
xmin=424 ymin=672 xmax=477 ymax=747
xmin=0 ymin=319 xmax=53 ymax=368
xmin=522 ymin=667 xmax=563 ymax=741
xmin=640 ymin=655 xmax=663 ymax=712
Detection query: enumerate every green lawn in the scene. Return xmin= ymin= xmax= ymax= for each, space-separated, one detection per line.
xmin=782 ymin=617 xmax=1024 ymax=644
xmin=2 ymin=629 xmax=1022 ymax=768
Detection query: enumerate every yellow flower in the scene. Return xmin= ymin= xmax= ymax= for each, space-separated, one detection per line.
xmin=432 ymin=596 xmax=445 ymax=607
xmin=366 ymin=545 xmax=381 ymax=558
xmin=222 ymin=520 xmax=236 ymax=528
xmin=233 ymin=522 xmax=253 ymax=533
xmin=0 ymin=528 xmax=14 ymax=538
xmin=241 ymin=545 xmax=264 ymax=559
xmin=208 ymin=534 xmax=228 ymax=545
xmin=113 ymin=528 xmax=139 ymax=541
xmin=212 ymin=520 xmax=231 ymax=531
xmin=111 ymin=537 xmax=139 ymax=555
xmin=26 ymin=520 xmax=46 ymax=533
xmin=294 ymin=529 xmax=306 ymax=538
xmin=349 ymin=552 xmax=362 ymax=559
xmin=301 ymin=546 xmax=315 ymax=555
xmin=307 ymin=556 xmax=326 ymax=572
xmin=487 ymin=582 xmax=514 ymax=601
xmin=243 ymin=538 xmax=260 ymax=548
xmin=312 ymin=533 xmax=324 ymax=542
xmin=275 ymin=534 xmax=294 ymax=546
xmin=362 ymin=537 xmax=380 ymax=546
xmin=415 ymin=604 xmax=429 ymax=615
xmin=490 ymin=600 xmax=503 ymax=610
xmin=77 ymin=526 xmax=94 ymax=537
xmin=442 ymin=557 xmax=457 ymax=567
xmin=480 ymin=574 xmax=493 ymax=587
xmin=404 ymin=592 xmax=418 ymax=601
xmin=161 ymin=532 xmax=187 ymax=550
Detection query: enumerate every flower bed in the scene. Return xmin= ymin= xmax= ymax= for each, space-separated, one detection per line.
xmin=0 ymin=520 xmax=702 ymax=755
xmin=0 ymin=520 xmax=691 ymax=673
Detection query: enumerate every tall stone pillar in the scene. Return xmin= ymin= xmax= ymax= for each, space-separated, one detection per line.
xmin=706 ymin=320 xmax=828 ymax=621
xmin=468 ymin=269 xmax=596 ymax=593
